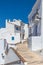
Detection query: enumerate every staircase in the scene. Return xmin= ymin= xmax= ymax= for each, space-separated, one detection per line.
xmin=10 ymin=40 xmax=43 ymax=65
xmin=2 ymin=40 xmax=43 ymax=65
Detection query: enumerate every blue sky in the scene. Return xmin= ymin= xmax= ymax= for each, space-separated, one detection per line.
xmin=0 ymin=0 xmax=36 ymax=28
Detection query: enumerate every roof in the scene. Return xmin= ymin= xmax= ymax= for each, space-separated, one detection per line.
xmin=6 ymin=19 xmax=25 ymax=26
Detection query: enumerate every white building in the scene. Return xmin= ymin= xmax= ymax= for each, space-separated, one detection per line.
xmin=0 ymin=19 xmax=28 ymax=64
xmin=6 ymin=19 xmax=21 ymax=44
xmin=0 ymin=19 xmax=28 ymax=44
xmin=28 ymin=0 xmax=43 ymax=51
xmin=24 ymin=24 xmax=28 ymax=40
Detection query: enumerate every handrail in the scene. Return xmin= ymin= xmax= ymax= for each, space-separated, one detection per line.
xmin=10 ymin=47 xmax=26 ymax=63
xmin=4 ymin=48 xmax=21 ymax=65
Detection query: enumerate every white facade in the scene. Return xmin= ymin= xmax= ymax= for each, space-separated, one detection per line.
xmin=0 ymin=19 xmax=28 ymax=64
xmin=0 ymin=19 xmax=28 ymax=44
xmin=24 ymin=24 xmax=28 ymax=40
xmin=6 ymin=19 xmax=21 ymax=44
xmin=0 ymin=39 xmax=23 ymax=65
xmin=0 ymin=25 xmax=20 ymax=44
xmin=28 ymin=0 xmax=43 ymax=51
xmin=0 ymin=39 xmax=7 ymax=64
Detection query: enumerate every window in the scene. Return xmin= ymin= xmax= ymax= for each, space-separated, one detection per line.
xmin=34 ymin=24 xmax=38 ymax=36
xmin=16 ymin=27 xmax=19 ymax=30
xmin=29 ymin=27 xmax=32 ymax=37
xmin=22 ymin=34 xmax=24 ymax=39
xmin=12 ymin=37 xmax=14 ymax=40
xmin=32 ymin=21 xmax=41 ymax=36
xmin=15 ymin=25 xmax=21 ymax=31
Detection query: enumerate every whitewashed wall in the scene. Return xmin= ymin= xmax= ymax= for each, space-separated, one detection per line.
xmin=5 ymin=48 xmax=20 ymax=64
xmin=32 ymin=37 xmax=42 ymax=51
xmin=6 ymin=21 xmax=14 ymax=34
xmin=6 ymin=21 xmax=20 ymax=44
xmin=41 ymin=0 xmax=43 ymax=48
xmin=5 ymin=48 xmax=24 ymax=65
xmin=0 ymin=19 xmax=28 ymax=44
xmin=0 ymin=39 xmax=5 ymax=64
xmin=0 ymin=21 xmax=20 ymax=44
xmin=24 ymin=24 xmax=28 ymax=39
xmin=28 ymin=0 xmax=43 ymax=51
xmin=6 ymin=33 xmax=20 ymax=44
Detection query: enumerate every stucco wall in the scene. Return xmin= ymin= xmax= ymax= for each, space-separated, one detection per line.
xmin=24 ymin=24 xmax=28 ymax=39
xmin=0 ymin=21 xmax=21 ymax=44
xmin=32 ymin=36 xmax=42 ymax=51
xmin=0 ymin=39 xmax=5 ymax=64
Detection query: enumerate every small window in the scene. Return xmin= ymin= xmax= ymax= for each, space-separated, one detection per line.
xmin=12 ymin=37 xmax=14 ymax=40
xmin=15 ymin=25 xmax=21 ymax=31
xmin=16 ymin=27 xmax=18 ymax=30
